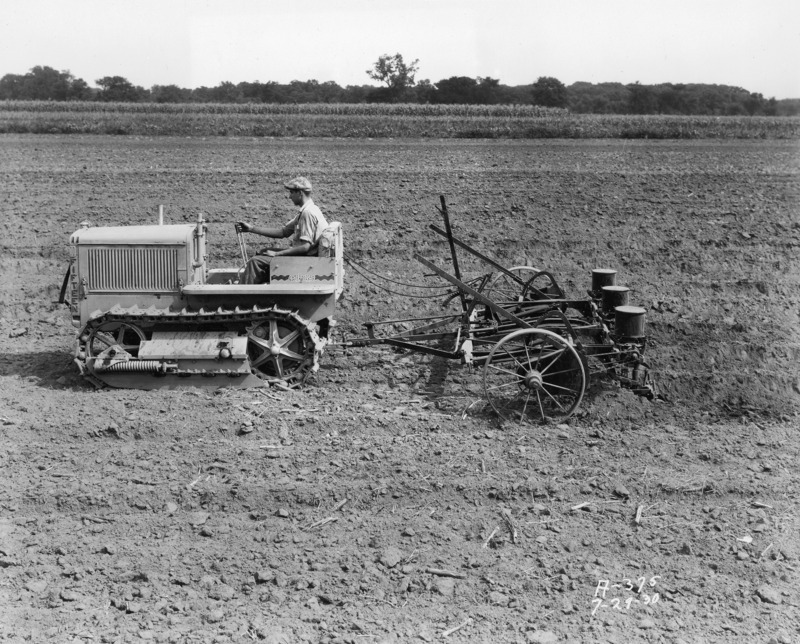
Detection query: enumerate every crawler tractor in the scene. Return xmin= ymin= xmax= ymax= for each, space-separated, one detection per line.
xmin=65 ymin=213 xmax=344 ymax=389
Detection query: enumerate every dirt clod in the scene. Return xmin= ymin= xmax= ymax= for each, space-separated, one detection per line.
xmin=1 ymin=136 xmax=797 ymax=642
xmin=756 ymin=585 xmax=783 ymax=605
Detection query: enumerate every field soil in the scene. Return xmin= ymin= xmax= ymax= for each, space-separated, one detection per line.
xmin=0 ymin=135 xmax=799 ymax=643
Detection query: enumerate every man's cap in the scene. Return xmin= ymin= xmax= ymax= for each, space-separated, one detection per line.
xmin=284 ymin=176 xmax=312 ymax=192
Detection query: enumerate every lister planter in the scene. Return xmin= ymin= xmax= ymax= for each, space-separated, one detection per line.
xmin=65 ymin=214 xmax=344 ymax=389
xmin=342 ymin=197 xmax=656 ymax=423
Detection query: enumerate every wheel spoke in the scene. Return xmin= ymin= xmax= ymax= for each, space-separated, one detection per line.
xmin=535 ymin=390 xmax=545 ymax=421
xmin=531 ymin=338 xmax=545 ymax=369
xmin=88 ymin=322 xmax=146 ymax=358
xmin=273 ymin=328 xmax=300 ymax=350
xmin=542 ymin=380 xmax=580 ymax=395
xmin=535 ymin=347 xmax=567 ymax=373
xmin=498 ymin=343 xmax=528 ymax=372
xmin=93 ymin=333 xmax=115 ymax=349
xmin=248 ymin=335 xmax=271 ymax=353
xmin=249 ymin=350 xmax=272 ymax=370
xmin=247 ymin=312 xmax=314 ymax=384
xmin=523 ymin=336 xmax=533 ymax=367
xmin=484 ymin=328 xmax=586 ymax=423
xmin=520 ymin=389 xmax=533 ymax=421
xmin=486 ymin=363 xmax=523 ymax=379
xmin=486 ymin=267 xmax=539 ymax=304
xmin=539 ymin=386 xmax=568 ymax=413
xmin=542 ymin=366 xmax=581 ymax=380
xmin=485 ymin=379 xmax=524 ymax=392
xmin=279 ymin=348 xmax=305 ymax=362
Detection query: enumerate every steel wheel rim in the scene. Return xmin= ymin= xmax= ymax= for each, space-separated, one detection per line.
xmin=521 ymin=271 xmax=564 ymax=301
xmin=486 ymin=266 xmax=540 ymax=303
xmin=483 ymin=328 xmax=586 ymax=423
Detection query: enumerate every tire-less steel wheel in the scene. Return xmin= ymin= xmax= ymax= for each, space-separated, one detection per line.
xmin=521 ymin=270 xmax=565 ymax=301
xmin=485 ymin=266 xmax=540 ymax=303
xmin=247 ymin=311 xmax=317 ymax=386
xmin=483 ymin=328 xmax=586 ymax=423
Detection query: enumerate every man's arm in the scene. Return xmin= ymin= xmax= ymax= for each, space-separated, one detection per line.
xmin=264 ymin=241 xmax=312 ymax=257
xmin=236 ymin=221 xmax=293 ymax=238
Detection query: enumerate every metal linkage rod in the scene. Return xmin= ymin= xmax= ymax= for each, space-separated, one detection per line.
xmin=428 ymin=224 xmax=535 ymax=285
xmin=414 ymin=253 xmax=533 ymax=330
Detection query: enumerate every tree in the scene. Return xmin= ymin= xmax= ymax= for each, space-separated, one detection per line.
xmin=531 ymin=76 xmax=568 ymax=108
xmin=366 ymin=53 xmax=419 ymax=102
xmin=627 ymin=82 xmax=657 ymax=114
xmin=434 ymin=76 xmax=478 ymax=104
xmin=0 ymin=74 xmax=24 ymax=100
xmin=567 ymin=82 xmax=630 ymax=114
xmin=208 ymin=81 xmax=242 ymax=103
xmin=476 ymin=77 xmax=501 ymax=104
xmin=25 ymin=66 xmax=70 ymax=100
xmin=413 ymin=79 xmax=436 ymax=104
xmin=0 ymin=66 xmax=91 ymax=101
xmin=744 ymin=91 xmax=765 ymax=116
xmin=96 ymin=76 xmax=146 ymax=102
xmin=67 ymin=77 xmax=93 ymax=100
xmin=654 ymin=83 xmax=687 ymax=114
xmin=341 ymin=84 xmax=373 ymax=104
xmin=150 ymin=84 xmax=192 ymax=103
xmin=764 ymin=97 xmax=778 ymax=116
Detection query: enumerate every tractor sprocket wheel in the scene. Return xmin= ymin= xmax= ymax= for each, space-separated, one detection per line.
xmin=483 ymin=328 xmax=586 ymax=424
xmin=247 ymin=310 xmax=317 ymax=386
xmin=86 ymin=321 xmax=147 ymax=359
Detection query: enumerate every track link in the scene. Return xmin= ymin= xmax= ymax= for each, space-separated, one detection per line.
xmin=75 ymin=304 xmax=325 ymax=389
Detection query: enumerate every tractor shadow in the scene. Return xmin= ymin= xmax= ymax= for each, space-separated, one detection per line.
xmin=0 ymin=350 xmax=92 ymax=390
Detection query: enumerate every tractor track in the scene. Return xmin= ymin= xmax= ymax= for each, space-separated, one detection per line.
xmin=76 ymin=303 xmax=323 ymax=388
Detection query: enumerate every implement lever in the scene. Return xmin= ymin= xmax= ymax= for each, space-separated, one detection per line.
xmin=428 ymin=224 xmax=537 ymax=286
xmin=436 ymin=196 xmax=468 ymax=314
xmin=234 ymin=224 xmax=249 ymax=265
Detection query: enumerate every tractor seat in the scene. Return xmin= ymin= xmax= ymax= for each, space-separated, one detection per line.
xmin=318 ymin=222 xmax=341 ymax=257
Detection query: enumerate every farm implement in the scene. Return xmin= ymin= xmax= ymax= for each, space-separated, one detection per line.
xmin=62 ymin=197 xmax=654 ymax=422
xmin=342 ymin=197 xmax=656 ymax=423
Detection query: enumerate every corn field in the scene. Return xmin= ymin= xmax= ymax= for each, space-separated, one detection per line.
xmin=0 ymin=101 xmax=563 ymax=117
xmin=0 ymin=101 xmax=798 ymax=138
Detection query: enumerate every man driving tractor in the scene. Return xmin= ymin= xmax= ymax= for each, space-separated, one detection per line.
xmin=236 ymin=176 xmax=329 ymax=284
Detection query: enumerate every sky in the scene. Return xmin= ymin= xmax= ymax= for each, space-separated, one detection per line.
xmin=1 ymin=0 xmax=799 ymax=98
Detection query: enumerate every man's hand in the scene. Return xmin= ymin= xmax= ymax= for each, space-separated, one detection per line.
xmin=235 ymin=221 xmax=251 ymax=233
xmin=265 ymin=250 xmax=278 ymax=257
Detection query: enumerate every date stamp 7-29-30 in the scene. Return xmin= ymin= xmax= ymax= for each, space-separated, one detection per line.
xmin=591 ymin=576 xmax=662 ymax=616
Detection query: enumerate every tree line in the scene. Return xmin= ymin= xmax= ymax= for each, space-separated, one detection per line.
xmin=1 ymin=62 xmax=797 ymax=116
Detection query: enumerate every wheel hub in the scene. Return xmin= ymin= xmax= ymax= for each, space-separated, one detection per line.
xmin=523 ymin=370 xmax=544 ymax=390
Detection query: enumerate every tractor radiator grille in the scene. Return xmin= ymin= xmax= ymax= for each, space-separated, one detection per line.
xmin=86 ymin=246 xmax=180 ymax=292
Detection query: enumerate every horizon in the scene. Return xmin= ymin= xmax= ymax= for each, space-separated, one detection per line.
xmin=6 ymin=66 xmax=797 ymax=100
xmin=2 ymin=0 xmax=799 ymax=100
